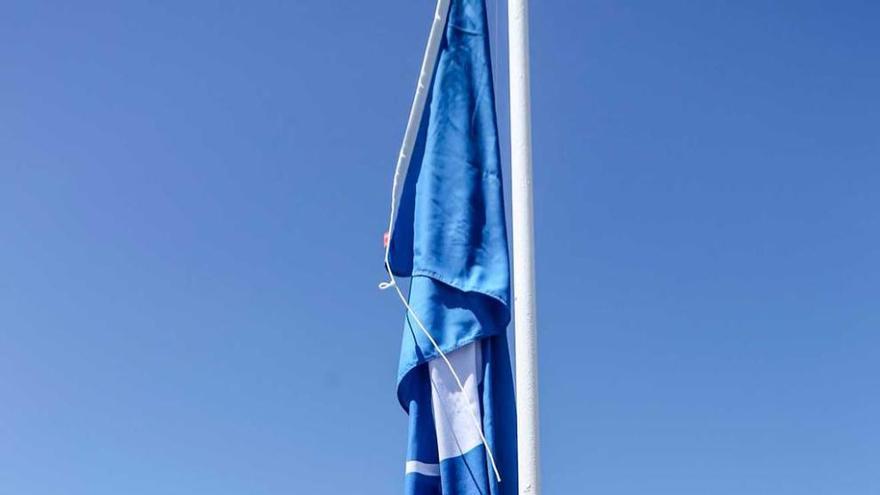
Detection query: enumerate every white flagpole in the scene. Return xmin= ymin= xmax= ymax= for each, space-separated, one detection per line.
xmin=507 ymin=0 xmax=540 ymax=493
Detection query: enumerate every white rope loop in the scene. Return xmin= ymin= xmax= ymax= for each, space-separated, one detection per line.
xmin=382 ymin=261 xmax=502 ymax=483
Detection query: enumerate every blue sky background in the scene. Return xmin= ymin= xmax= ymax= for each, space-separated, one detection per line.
xmin=2 ymin=1 xmax=878 ymax=494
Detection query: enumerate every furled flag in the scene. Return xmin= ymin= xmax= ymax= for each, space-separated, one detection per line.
xmin=382 ymin=0 xmax=518 ymax=494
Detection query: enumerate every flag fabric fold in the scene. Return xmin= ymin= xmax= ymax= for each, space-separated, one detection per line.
xmin=388 ymin=1 xmax=517 ymax=494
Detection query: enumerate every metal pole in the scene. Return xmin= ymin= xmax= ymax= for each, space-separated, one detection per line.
xmin=508 ymin=0 xmax=540 ymax=493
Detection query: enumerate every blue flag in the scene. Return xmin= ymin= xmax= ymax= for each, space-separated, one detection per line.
xmin=388 ymin=0 xmax=517 ymax=493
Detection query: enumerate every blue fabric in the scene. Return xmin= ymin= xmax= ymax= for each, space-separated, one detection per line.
xmin=389 ymin=1 xmax=517 ymax=494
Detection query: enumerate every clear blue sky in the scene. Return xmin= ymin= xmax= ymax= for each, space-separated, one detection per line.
xmin=2 ymin=1 xmax=878 ymax=493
